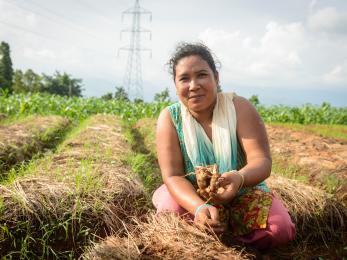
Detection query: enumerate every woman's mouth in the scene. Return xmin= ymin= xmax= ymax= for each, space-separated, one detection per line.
xmin=189 ymin=95 xmax=204 ymax=100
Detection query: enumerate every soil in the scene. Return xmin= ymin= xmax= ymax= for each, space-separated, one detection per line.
xmin=0 ymin=116 xmax=69 ymax=147
xmin=266 ymin=124 xmax=347 ymax=202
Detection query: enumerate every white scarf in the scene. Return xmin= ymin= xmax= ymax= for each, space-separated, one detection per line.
xmin=180 ymin=92 xmax=238 ymax=173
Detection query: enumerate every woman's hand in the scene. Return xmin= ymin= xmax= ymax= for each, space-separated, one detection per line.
xmin=212 ymin=171 xmax=243 ymax=204
xmin=194 ymin=205 xmax=227 ymax=234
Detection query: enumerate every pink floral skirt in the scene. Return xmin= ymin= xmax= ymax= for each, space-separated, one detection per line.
xmin=152 ymin=184 xmax=296 ymax=251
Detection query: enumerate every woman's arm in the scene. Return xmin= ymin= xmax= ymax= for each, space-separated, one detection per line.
xmin=156 ymin=108 xmax=225 ymax=233
xmin=234 ymin=95 xmax=272 ymax=186
xmin=156 ymin=108 xmax=206 ymax=214
xmin=214 ymin=96 xmax=271 ymax=203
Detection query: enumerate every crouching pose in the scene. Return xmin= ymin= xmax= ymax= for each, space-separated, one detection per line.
xmin=153 ymin=42 xmax=295 ymax=251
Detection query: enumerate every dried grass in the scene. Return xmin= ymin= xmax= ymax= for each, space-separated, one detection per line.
xmin=0 ymin=115 xmax=146 ymax=257
xmin=82 ymin=162 xmax=345 ymax=259
xmin=128 ymin=118 xmax=347 ymax=257
xmin=0 ymin=172 xmax=144 ymax=231
xmin=0 ymin=115 xmax=70 ymax=171
xmin=267 ymin=174 xmax=347 ymax=245
xmin=84 ymin=213 xmax=250 ymax=260
xmin=84 ymin=174 xmax=347 ymax=259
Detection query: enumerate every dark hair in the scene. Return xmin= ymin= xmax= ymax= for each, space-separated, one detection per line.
xmin=168 ymin=42 xmax=221 ymax=80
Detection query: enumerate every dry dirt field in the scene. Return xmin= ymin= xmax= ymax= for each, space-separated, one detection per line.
xmin=267 ymin=124 xmax=347 ymax=202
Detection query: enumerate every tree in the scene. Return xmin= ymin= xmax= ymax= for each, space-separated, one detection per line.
xmin=23 ymin=69 xmax=43 ymax=92
xmin=13 ymin=69 xmax=43 ymax=93
xmin=101 ymin=92 xmax=113 ymax=100
xmin=0 ymin=42 xmax=14 ymax=93
xmin=154 ymin=87 xmax=171 ymax=103
xmin=12 ymin=70 xmax=25 ymax=93
xmin=114 ymin=87 xmax=129 ymax=101
xmin=42 ymin=71 xmax=83 ymax=97
xmin=133 ymin=98 xmax=144 ymax=103
xmin=249 ymin=95 xmax=260 ymax=106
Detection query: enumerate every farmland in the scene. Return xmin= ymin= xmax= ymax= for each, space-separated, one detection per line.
xmin=0 ymin=92 xmax=346 ymax=259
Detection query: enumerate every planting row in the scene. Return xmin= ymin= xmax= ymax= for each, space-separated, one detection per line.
xmin=1 ymin=115 xmax=346 ymax=258
xmin=83 ymin=174 xmax=347 ymax=259
xmin=0 ymin=116 xmax=70 ymax=174
xmin=85 ymin=118 xmax=346 ymax=259
xmin=0 ymin=115 xmax=145 ymax=258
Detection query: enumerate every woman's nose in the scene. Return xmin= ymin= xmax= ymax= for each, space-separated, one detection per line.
xmin=189 ymin=79 xmax=200 ymax=91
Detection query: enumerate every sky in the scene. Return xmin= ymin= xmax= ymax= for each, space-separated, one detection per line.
xmin=0 ymin=0 xmax=346 ymax=106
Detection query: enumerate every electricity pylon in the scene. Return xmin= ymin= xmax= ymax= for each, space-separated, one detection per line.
xmin=118 ymin=0 xmax=151 ymax=100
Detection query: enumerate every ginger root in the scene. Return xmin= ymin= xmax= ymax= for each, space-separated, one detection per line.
xmin=196 ymin=164 xmax=224 ymax=201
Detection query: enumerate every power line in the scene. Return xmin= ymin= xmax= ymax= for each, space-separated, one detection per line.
xmin=6 ymin=0 xmax=106 ymax=42
xmin=2 ymin=0 xmax=100 ymax=42
xmin=0 ymin=19 xmax=112 ymax=57
xmin=72 ymin=0 xmax=117 ymax=28
xmin=0 ymin=19 xmax=60 ymax=42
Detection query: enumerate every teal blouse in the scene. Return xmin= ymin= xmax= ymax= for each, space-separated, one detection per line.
xmin=167 ymin=102 xmax=269 ymax=193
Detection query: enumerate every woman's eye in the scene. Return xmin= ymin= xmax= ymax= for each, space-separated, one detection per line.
xmin=198 ymin=73 xmax=207 ymax=78
xmin=179 ymin=77 xmax=188 ymax=82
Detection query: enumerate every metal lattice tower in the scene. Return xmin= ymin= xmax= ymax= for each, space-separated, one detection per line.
xmin=118 ymin=0 xmax=151 ymax=100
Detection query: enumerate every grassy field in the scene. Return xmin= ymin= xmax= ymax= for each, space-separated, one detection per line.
xmin=0 ymin=93 xmax=346 ymax=259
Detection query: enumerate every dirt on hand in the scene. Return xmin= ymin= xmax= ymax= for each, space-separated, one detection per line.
xmin=196 ymin=164 xmax=225 ymax=201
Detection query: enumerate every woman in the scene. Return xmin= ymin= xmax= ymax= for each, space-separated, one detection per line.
xmin=152 ymin=42 xmax=295 ymax=251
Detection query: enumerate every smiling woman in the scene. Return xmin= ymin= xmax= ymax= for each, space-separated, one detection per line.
xmin=174 ymin=55 xmax=218 ymax=116
xmin=152 ymin=42 xmax=296 ymax=252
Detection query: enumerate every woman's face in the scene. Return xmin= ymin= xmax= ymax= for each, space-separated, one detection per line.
xmin=174 ymin=55 xmax=218 ymax=113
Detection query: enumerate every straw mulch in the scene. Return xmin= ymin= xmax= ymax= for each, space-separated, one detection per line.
xmin=85 ymin=175 xmax=347 ymax=259
xmin=0 ymin=115 xmax=70 ymax=172
xmin=84 ymin=213 xmax=250 ymax=260
xmin=0 ymin=115 xmax=146 ymax=258
xmin=267 ymin=174 xmax=347 ymax=246
xmin=122 ymin=118 xmax=347 ymax=257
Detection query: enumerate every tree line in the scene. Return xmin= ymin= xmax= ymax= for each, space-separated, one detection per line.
xmin=0 ymin=41 xmax=83 ymax=97
xmin=101 ymin=87 xmax=171 ymax=103
xmin=1 ymin=41 xmax=172 ymax=102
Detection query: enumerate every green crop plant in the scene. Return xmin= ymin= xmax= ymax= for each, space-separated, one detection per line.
xmin=256 ymin=102 xmax=347 ymax=125
xmin=0 ymin=93 xmax=169 ymax=123
xmin=2 ymin=93 xmax=345 ymax=125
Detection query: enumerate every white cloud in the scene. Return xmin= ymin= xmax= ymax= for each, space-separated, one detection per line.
xmin=24 ymin=48 xmax=56 ymax=60
xmin=1 ymin=0 xmax=346 ymax=103
xmin=199 ymin=21 xmax=306 ymax=85
xmin=308 ymin=7 xmax=347 ymax=34
xmin=323 ymin=62 xmax=347 ymax=84
xmin=199 ymin=19 xmax=347 ymax=89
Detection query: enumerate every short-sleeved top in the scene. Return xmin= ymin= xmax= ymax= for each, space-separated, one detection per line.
xmin=167 ymin=102 xmax=270 ymax=194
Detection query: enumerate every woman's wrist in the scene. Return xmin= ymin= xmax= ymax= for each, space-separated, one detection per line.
xmin=194 ymin=203 xmax=211 ymax=218
xmin=234 ymin=171 xmax=244 ymax=192
xmin=225 ymin=170 xmax=245 ymax=191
